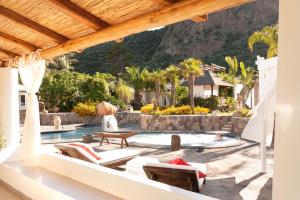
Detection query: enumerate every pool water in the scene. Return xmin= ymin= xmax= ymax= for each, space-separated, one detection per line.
xmin=127 ymin=133 xmax=240 ymax=148
xmin=41 ymin=125 xmax=102 ymax=140
xmin=41 ymin=125 xmax=241 ymax=148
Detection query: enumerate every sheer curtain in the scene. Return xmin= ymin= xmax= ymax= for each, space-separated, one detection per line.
xmin=17 ymin=55 xmax=45 ymax=162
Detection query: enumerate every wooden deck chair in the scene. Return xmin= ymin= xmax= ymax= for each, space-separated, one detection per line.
xmin=55 ymin=143 xmax=139 ymax=168
xmin=143 ymin=162 xmax=206 ymax=193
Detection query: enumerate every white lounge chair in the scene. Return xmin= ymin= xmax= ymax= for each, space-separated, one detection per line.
xmin=55 ymin=143 xmax=139 ymax=168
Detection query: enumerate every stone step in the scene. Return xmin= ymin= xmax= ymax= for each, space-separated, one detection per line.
xmin=221 ymin=127 xmax=232 ymax=132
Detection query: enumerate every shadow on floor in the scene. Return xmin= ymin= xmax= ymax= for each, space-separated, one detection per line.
xmin=202 ymin=173 xmax=271 ymax=200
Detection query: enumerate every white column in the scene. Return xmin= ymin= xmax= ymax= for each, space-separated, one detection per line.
xmin=0 ymin=68 xmax=20 ymax=149
xmin=273 ymin=0 xmax=300 ymax=199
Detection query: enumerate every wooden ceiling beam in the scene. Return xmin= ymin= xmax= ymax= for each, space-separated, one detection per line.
xmin=150 ymin=0 xmax=179 ymax=6
xmin=45 ymin=0 xmax=109 ymax=30
xmin=0 ymin=5 xmax=68 ymax=43
xmin=0 ymin=31 xmax=40 ymax=52
xmin=2 ymin=0 xmax=253 ymax=65
xmin=37 ymin=0 xmax=253 ymax=59
xmin=191 ymin=14 xmax=208 ymax=23
xmin=0 ymin=48 xmax=19 ymax=58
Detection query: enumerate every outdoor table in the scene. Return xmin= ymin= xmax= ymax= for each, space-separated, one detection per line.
xmin=94 ymin=131 xmax=136 ymax=148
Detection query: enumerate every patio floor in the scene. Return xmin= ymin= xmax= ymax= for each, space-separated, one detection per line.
xmin=43 ymin=140 xmax=273 ymax=200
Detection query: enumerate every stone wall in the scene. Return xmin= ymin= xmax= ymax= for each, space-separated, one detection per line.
xmin=20 ymin=111 xmax=141 ymax=125
xmin=141 ymin=114 xmax=249 ymax=135
xmin=231 ymin=117 xmax=250 ymax=135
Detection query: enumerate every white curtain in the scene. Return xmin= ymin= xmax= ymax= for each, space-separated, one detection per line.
xmin=18 ymin=57 xmax=45 ymax=162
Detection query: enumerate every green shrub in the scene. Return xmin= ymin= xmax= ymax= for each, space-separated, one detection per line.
xmin=178 ymin=96 xmax=219 ymax=111
xmin=141 ymin=104 xmax=155 ymax=114
xmin=156 ymin=105 xmax=193 ymax=115
xmin=194 ymin=106 xmax=209 ymax=115
xmin=141 ymin=105 xmax=209 ymax=115
xmin=219 ymin=97 xmax=237 ymax=112
xmin=106 ymin=96 xmax=126 ymax=111
xmin=73 ymin=102 xmax=97 ymax=116
xmin=233 ymin=108 xmax=252 ymax=117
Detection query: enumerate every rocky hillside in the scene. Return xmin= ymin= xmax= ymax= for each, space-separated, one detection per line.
xmin=72 ymin=0 xmax=278 ymax=74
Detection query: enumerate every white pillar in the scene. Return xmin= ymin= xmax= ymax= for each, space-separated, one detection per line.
xmin=273 ymin=0 xmax=300 ymax=199
xmin=0 ymin=68 xmax=20 ymax=149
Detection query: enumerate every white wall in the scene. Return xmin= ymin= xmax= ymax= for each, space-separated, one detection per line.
xmin=194 ymin=85 xmax=204 ymax=98
xmin=0 ymin=68 xmax=20 ymax=149
xmin=194 ymin=85 xmax=219 ymax=98
xmin=273 ymin=0 xmax=300 ymax=199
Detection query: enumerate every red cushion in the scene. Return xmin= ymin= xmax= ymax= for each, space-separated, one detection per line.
xmin=167 ymin=158 xmax=207 ymax=179
xmin=68 ymin=143 xmax=101 ymax=160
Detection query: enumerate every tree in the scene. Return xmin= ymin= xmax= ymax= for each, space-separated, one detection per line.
xmin=219 ymin=56 xmax=257 ymax=108
xmin=179 ymin=58 xmax=204 ymax=108
xmin=106 ymin=43 xmax=134 ymax=75
xmin=221 ymin=56 xmax=239 ymax=84
xmin=124 ymin=66 xmax=148 ymax=109
xmin=165 ymin=65 xmax=180 ymax=106
xmin=79 ymin=73 xmax=110 ymax=103
xmin=39 ymin=71 xmax=81 ymax=112
xmin=239 ymin=62 xmax=256 ymax=107
xmin=115 ymin=79 xmax=134 ymax=104
xmin=248 ymin=24 xmax=278 ymax=58
xmin=46 ymin=54 xmax=75 ymax=71
xmin=147 ymin=69 xmax=166 ymax=108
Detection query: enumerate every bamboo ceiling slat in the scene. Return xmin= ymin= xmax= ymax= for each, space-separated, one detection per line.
xmin=0 ymin=0 xmax=253 ymax=65
xmin=0 ymin=16 xmax=56 ymax=49
xmin=71 ymin=0 xmax=162 ymax=24
xmin=0 ymin=0 xmax=94 ymax=40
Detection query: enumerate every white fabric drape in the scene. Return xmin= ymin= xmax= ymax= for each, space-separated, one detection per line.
xmin=18 ymin=57 xmax=45 ymax=162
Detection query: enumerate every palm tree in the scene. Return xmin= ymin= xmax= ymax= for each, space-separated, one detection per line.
xmin=115 ymin=79 xmax=134 ymax=104
xmin=124 ymin=66 xmax=148 ymax=109
xmin=147 ymin=69 xmax=166 ymax=108
xmin=165 ymin=65 xmax=180 ymax=106
xmin=239 ymin=62 xmax=256 ymax=107
xmin=47 ymin=54 xmax=75 ymax=71
xmin=248 ymin=24 xmax=278 ymax=58
xmin=224 ymin=56 xmax=239 ymax=84
xmin=179 ymin=58 xmax=204 ymax=108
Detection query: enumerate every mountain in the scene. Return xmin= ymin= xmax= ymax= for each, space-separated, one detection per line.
xmin=72 ymin=0 xmax=278 ymax=74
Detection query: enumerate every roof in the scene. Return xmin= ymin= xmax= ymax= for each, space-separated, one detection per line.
xmin=0 ymin=0 xmax=253 ymax=66
xmin=183 ymin=70 xmax=233 ymax=87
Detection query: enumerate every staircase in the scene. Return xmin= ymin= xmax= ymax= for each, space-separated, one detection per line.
xmin=220 ymin=121 xmax=233 ymax=133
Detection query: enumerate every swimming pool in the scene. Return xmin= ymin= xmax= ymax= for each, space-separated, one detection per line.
xmin=41 ymin=125 xmax=241 ymax=148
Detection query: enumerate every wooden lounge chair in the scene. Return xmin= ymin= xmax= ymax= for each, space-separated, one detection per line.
xmin=143 ymin=162 xmax=206 ymax=193
xmin=55 ymin=143 xmax=139 ymax=168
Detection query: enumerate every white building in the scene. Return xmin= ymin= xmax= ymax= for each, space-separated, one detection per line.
xmin=185 ymin=70 xmax=234 ymax=98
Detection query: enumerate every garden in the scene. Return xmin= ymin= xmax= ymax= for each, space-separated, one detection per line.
xmin=38 ymin=24 xmax=278 ymax=119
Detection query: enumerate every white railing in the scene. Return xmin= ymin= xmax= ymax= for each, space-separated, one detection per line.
xmin=241 ymin=56 xmax=277 ymax=172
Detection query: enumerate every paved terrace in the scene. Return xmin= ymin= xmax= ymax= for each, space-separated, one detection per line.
xmin=42 ymin=140 xmax=273 ymax=200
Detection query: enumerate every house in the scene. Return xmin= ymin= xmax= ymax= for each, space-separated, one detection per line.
xmin=0 ymin=0 xmax=298 ymax=200
xmin=182 ymin=65 xmax=233 ymax=98
xmin=191 ymin=69 xmax=233 ymax=98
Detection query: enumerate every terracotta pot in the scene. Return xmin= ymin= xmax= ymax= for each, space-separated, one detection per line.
xmin=96 ymin=101 xmax=117 ymax=115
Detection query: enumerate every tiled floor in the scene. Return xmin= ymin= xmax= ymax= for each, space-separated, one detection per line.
xmin=43 ymin=139 xmax=273 ymax=200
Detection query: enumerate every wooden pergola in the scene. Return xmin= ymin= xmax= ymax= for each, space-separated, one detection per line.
xmin=0 ymin=0 xmax=253 ymax=66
